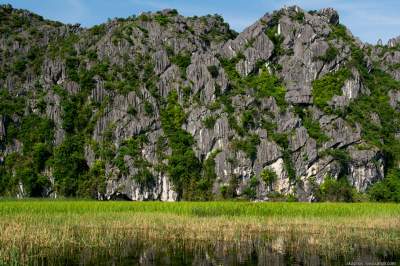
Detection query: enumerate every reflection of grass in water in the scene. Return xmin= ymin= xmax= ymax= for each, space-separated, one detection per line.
xmin=0 ymin=201 xmax=399 ymax=264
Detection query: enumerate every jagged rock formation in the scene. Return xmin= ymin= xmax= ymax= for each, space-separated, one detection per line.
xmin=0 ymin=4 xmax=399 ymax=201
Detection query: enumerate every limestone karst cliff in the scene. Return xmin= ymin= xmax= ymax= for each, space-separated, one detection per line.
xmin=0 ymin=4 xmax=399 ymax=201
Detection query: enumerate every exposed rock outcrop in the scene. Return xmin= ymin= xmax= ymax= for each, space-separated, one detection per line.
xmin=0 ymin=4 xmax=399 ymax=201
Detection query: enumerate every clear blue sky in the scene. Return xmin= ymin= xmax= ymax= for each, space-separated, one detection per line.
xmin=1 ymin=0 xmax=399 ymax=44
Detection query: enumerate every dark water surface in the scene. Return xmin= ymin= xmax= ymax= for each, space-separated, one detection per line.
xmin=25 ymin=239 xmax=399 ymax=266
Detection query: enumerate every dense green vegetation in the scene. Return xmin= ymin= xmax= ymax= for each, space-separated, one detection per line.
xmin=292 ymin=11 xmax=305 ymax=22
xmin=265 ymin=12 xmax=285 ymax=57
xmin=114 ymin=136 xmax=155 ymax=191
xmin=0 ymin=113 xmax=55 ymax=197
xmin=51 ymin=135 xmax=89 ymax=196
xmin=202 ymin=115 xmax=217 ymax=129
xmin=0 ymin=89 xmax=25 ymax=117
xmin=341 ymin=41 xmax=400 ymax=200
xmin=312 ymin=67 xmax=352 ymax=109
xmin=154 ymin=14 xmax=171 ymax=26
xmin=170 ymin=53 xmax=191 ymax=78
xmin=232 ymin=134 xmax=260 ymax=161
xmin=368 ymin=169 xmax=400 ymax=202
xmin=328 ymin=24 xmax=353 ymax=43
xmin=218 ymin=53 xmax=246 ymax=90
xmin=160 ymin=91 xmax=202 ymax=200
xmin=313 ymin=176 xmax=358 ymax=202
xmin=294 ymin=107 xmax=329 ymax=145
xmin=207 ymin=65 xmax=219 ymax=78
xmin=248 ymin=68 xmax=287 ymax=107
xmin=242 ymin=176 xmax=260 ymax=199
xmin=198 ymin=14 xmax=238 ymax=43
xmin=198 ymin=150 xmax=220 ymax=200
xmin=261 ymin=168 xmax=277 ymax=191
xmin=344 ymin=68 xmax=400 ymax=169
xmin=317 ymin=45 xmax=338 ymax=62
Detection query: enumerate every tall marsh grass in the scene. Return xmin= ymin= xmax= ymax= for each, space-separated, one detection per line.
xmin=0 ymin=200 xmax=399 ymax=264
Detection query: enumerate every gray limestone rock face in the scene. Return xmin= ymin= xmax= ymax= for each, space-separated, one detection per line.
xmin=318 ymin=8 xmax=340 ymax=25
xmin=389 ymin=90 xmax=400 ymax=110
xmin=298 ymin=157 xmax=342 ymax=200
xmin=292 ymin=137 xmax=318 ymax=178
xmin=213 ymin=145 xmax=234 ymax=183
xmin=64 ymin=80 xmax=80 ymax=94
xmin=1 ymin=4 xmax=397 ymax=201
xmin=185 ymin=106 xmax=216 ymax=158
xmin=103 ymin=128 xmax=177 ymax=201
xmin=387 ymin=36 xmax=400 ymax=48
xmin=348 ymin=146 xmax=384 ymax=192
xmin=93 ymin=91 xmax=159 ymax=143
xmin=289 ymin=126 xmax=309 ymax=152
xmin=153 ymin=49 xmax=170 ymax=75
xmin=42 ymin=58 xmax=66 ymax=85
xmin=5 ymin=139 xmax=23 ymax=155
xmin=45 ymin=91 xmax=65 ymax=145
xmin=374 ymin=44 xmax=400 ymax=81
xmin=235 ymin=34 xmax=274 ymax=76
xmin=253 ymin=139 xmax=282 ymax=175
xmin=158 ymin=65 xmax=182 ymax=98
xmin=187 ymin=52 xmax=223 ymax=103
xmin=91 ymin=78 xmax=110 ymax=103
xmin=330 ymin=68 xmax=366 ymax=108
xmin=323 ymin=118 xmax=361 ymax=149
xmin=276 ymin=111 xmax=300 ymax=133
xmin=84 ymin=145 xmax=96 ymax=168
xmin=105 ymin=169 xmax=176 ymax=201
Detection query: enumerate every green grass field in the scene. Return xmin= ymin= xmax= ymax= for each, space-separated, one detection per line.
xmin=1 ymin=200 xmax=399 ymax=264
xmin=2 ymin=200 xmax=399 ymax=217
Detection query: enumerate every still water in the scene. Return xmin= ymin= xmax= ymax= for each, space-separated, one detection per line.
xmin=28 ymin=239 xmax=399 ymax=265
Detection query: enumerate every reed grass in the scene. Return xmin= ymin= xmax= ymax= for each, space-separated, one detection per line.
xmin=0 ymin=200 xmax=399 ymax=264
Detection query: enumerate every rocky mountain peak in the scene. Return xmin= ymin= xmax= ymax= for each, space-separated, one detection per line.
xmin=318 ymin=7 xmax=340 ymax=25
xmin=0 ymin=5 xmax=399 ymax=202
xmin=387 ymin=36 xmax=400 ymax=47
